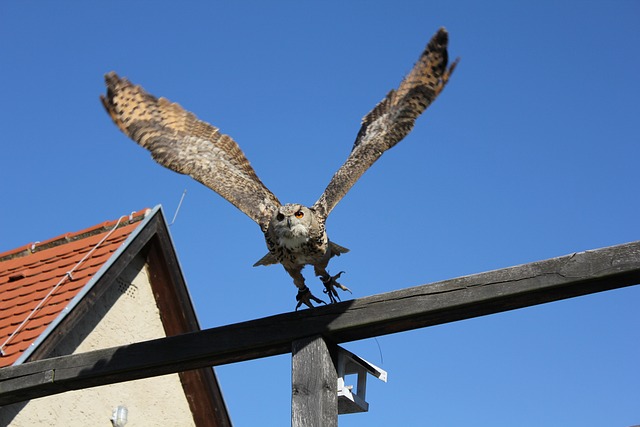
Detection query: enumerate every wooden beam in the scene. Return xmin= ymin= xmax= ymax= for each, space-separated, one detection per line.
xmin=1 ymin=240 xmax=639 ymax=405
xmin=291 ymin=336 xmax=337 ymax=427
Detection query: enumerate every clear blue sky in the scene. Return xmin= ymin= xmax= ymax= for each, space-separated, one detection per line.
xmin=2 ymin=2 xmax=639 ymax=426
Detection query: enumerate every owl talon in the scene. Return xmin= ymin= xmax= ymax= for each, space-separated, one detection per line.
xmin=320 ymin=271 xmax=351 ymax=304
xmin=295 ymin=286 xmax=326 ymax=310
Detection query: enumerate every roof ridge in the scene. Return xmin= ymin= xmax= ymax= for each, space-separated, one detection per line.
xmin=0 ymin=209 xmax=150 ymax=263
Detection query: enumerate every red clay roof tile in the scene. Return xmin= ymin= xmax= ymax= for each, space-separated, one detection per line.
xmin=0 ymin=208 xmax=150 ymax=367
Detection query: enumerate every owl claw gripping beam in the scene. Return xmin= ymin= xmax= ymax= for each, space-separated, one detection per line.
xmin=296 ymin=271 xmax=350 ymax=310
xmin=321 ymin=271 xmax=350 ymax=304
xmin=101 ymin=28 xmax=457 ymax=310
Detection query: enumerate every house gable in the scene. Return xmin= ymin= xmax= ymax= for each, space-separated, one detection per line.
xmin=0 ymin=207 xmax=230 ymax=426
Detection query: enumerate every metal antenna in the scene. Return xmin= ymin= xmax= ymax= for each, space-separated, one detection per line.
xmin=170 ymin=189 xmax=187 ymax=226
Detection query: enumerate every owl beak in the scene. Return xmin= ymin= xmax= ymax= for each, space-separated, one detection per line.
xmin=286 ymin=217 xmax=292 ymax=228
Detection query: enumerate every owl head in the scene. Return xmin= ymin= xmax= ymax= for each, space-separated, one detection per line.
xmin=269 ymin=204 xmax=317 ymax=248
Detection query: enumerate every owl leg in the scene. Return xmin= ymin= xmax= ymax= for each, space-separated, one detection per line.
xmin=287 ymin=266 xmax=326 ymax=310
xmin=314 ymin=268 xmax=352 ymax=304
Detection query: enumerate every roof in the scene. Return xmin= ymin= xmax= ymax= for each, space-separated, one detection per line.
xmin=0 ymin=209 xmax=150 ymax=366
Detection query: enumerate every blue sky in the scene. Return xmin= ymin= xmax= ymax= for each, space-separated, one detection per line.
xmin=2 ymin=2 xmax=639 ymax=426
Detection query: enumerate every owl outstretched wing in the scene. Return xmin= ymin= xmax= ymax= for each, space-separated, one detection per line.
xmin=101 ymin=72 xmax=281 ymax=228
xmin=313 ymin=28 xmax=458 ymax=219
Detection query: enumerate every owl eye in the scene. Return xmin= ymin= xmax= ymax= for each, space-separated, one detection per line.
xmin=294 ymin=211 xmax=304 ymax=219
xmin=276 ymin=213 xmax=285 ymax=221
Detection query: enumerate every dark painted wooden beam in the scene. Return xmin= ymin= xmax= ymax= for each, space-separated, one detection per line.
xmin=1 ymin=240 xmax=639 ymax=405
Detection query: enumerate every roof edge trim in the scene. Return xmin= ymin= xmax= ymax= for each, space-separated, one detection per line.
xmin=154 ymin=208 xmax=204 ymax=332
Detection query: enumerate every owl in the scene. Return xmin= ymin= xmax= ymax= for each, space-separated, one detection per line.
xmin=101 ymin=28 xmax=457 ymax=309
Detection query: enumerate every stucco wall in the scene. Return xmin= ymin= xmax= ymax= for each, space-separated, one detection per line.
xmin=1 ymin=254 xmax=196 ymax=426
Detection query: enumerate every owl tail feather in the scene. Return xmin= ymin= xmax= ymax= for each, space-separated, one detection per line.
xmin=253 ymin=252 xmax=278 ymax=267
xmin=329 ymin=241 xmax=350 ymax=257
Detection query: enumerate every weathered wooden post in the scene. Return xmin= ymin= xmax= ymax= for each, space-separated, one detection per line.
xmin=291 ymin=335 xmax=338 ymax=427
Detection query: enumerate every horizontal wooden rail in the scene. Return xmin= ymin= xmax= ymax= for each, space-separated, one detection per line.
xmin=1 ymin=240 xmax=639 ymax=405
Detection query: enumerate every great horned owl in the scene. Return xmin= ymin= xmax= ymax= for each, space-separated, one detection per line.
xmin=101 ymin=28 xmax=457 ymax=309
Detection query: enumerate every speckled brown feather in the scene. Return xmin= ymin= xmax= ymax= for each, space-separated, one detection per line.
xmin=313 ymin=28 xmax=458 ymax=218
xmin=101 ymin=72 xmax=281 ymax=228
